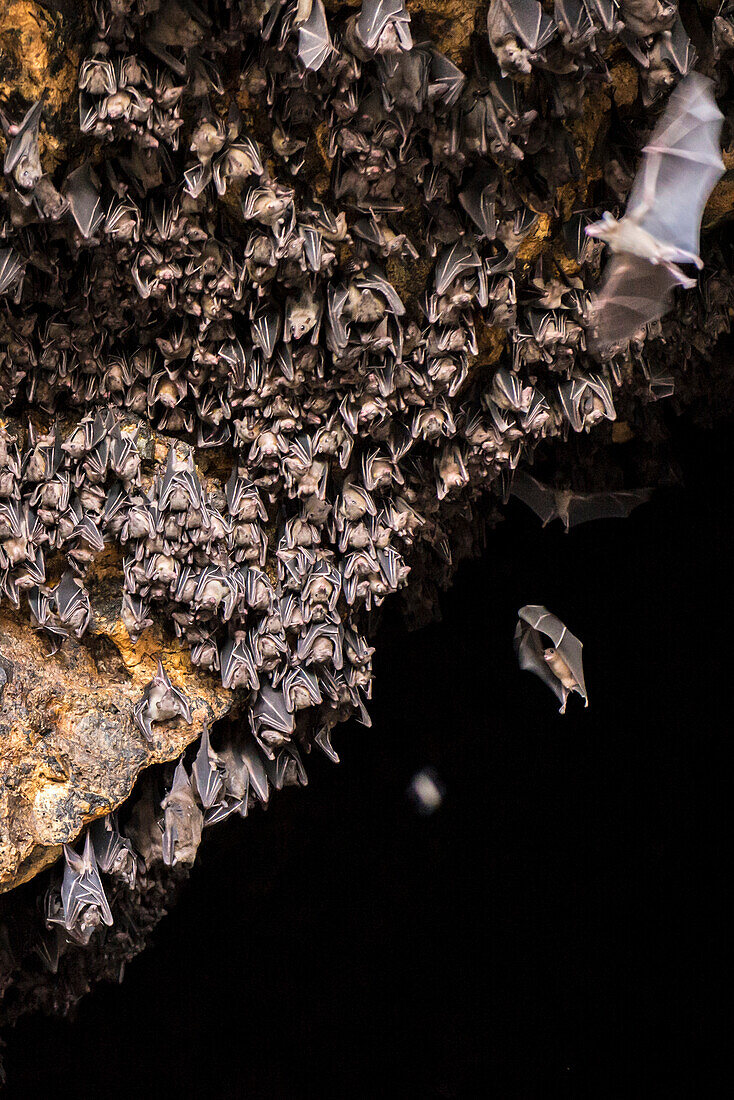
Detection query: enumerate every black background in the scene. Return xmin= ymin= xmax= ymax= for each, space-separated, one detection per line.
xmin=1 ymin=418 xmax=728 ymax=1097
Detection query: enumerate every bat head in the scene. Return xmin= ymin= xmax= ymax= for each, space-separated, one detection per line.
xmin=543 ymin=647 xmax=557 ymax=662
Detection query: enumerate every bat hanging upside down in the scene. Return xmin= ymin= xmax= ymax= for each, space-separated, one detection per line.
xmin=585 ymin=72 xmax=725 ymax=350
xmin=511 ymin=470 xmax=652 ymax=532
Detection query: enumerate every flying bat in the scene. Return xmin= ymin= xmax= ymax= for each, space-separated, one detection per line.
xmin=585 ymin=72 xmax=724 ymax=350
xmin=511 ymin=470 xmax=652 ymax=531
xmin=514 ymin=605 xmax=588 ymax=713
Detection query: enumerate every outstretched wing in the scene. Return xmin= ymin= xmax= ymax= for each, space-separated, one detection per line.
xmin=588 ymin=253 xmax=689 ymax=350
xmin=514 ymin=611 xmax=566 ymax=707
xmin=510 ymin=470 xmax=560 ymax=526
xmin=627 ymin=73 xmax=724 ymax=259
xmin=566 ymin=488 xmax=652 ymax=527
xmin=517 ymin=604 xmax=587 ymax=701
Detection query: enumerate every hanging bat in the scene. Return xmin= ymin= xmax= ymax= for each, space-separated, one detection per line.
xmin=191 ymin=726 xmax=226 ymax=810
xmin=46 ymin=832 xmax=114 ymax=945
xmin=133 ymin=660 xmax=192 ymax=741
xmin=1 ymin=96 xmax=44 ymax=192
xmin=585 ymin=73 xmax=725 ymax=350
xmin=161 ymin=760 xmax=203 ymax=867
xmin=250 ymin=683 xmax=295 ymax=752
xmin=89 ymin=812 xmax=137 ymax=888
xmin=514 ymin=605 xmax=588 ymax=713
xmin=63 ymin=163 xmax=105 ymax=239
xmin=511 ymin=470 xmax=652 ymax=531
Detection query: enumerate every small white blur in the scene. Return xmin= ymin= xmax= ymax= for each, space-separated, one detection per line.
xmin=407 ymin=768 xmax=445 ymax=816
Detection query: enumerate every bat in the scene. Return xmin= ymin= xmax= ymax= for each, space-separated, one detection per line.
xmin=158 ymin=447 xmax=204 ymax=511
xmin=251 ymin=307 xmax=282 ymax=359
xmin=89 ymin=812 xmax=137 ymax=888
xmin=54 ymin=570 xmax=92 ymax=638
xmin=426 ymin=47 xmax=465 ymax=109
xmin=434 ymin=241 xmax=481 ymax=295
xmin=487 ymin=0 xmax=556 ymax=74
xmin=250 ymin=683 xmax=295 ymax=752
xmin=263 ymin=742 xmax=308 ymax=791
xmin=63 ymin=163 xmax=105 ymax=238
xmin=219 ymin=634 xmax=260 ymax=691
xmin=298 ymin=0 xmax=333 ymax=72
xmin=191 ymin=726 xmax=226 ymax=810
xmin=514 ymin=605 xmax=588 ymax=713
xmin=459 ymin=176 xmax=498 ymax=240
xmin=133 ymin=660 xmax=192 ymax=741
xmin=161 ymin=760 xmax=203 ymax=867
xmin=511 ymin=470 xmax=652 ymax=531
xmin=0 ymin=247 xmax=24 ymax=296
xmin=586 ymin=73 xmax=725 ymax=349
xmin=2 ymin=97 xmax=44 ymax=192
xmin=240 ymin=735 xmax=271 ymax=804
xmin=47 ymin=832 xmax=114 ymax=945
xmin=356 ymin=0 xmax=413 ymax=52
xmin=314 ymin=721 xmax=340 ymax=764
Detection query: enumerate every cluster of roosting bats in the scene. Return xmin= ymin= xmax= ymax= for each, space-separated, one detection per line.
xmin=0 ymin=0 xmax=732 ymax=972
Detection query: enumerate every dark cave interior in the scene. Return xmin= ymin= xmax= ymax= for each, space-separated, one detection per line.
xmin=1 ymin=411 xmax=729 ymax=1097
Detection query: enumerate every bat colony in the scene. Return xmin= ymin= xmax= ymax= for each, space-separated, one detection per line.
xmin=0 ymin=0 xmax=726 ymax=979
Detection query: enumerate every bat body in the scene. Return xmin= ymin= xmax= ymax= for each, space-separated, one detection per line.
xmin=161 ymin=760 xmax=203 ymax=867
xmin=511 ymin=470 xmax=652 ymax=531
xmin=585 ymin=73 xmax=724 ymax=349
xmin=514 ymin=604 xmax=587 ymax=713
xmin=90 ymin=812 xmax=137 ymax=888
xmin=2 ymin=97 xmax=44 ymax=192
xmin=133 ymin=659 xmax=192 ymax=741
xmin=46 ymin=832 xmax=114 ymax=945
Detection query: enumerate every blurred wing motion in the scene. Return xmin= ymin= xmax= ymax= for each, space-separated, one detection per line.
xmin=587 ymin=73 xmax=724 ymax=350
xmin=511 ymin=470 xmax=652 ymax=531
xmin=587 ymin=253 xmax=690 ymax=349
xmin=628 ymin=73 xmax=725 ymax=265
xmin=514 ymin=604 xmax=587 ymax=713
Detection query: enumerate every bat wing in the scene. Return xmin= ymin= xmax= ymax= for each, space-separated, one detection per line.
xmin=517 ymin=604 xmax=587 ymax=701
xmin=514 ymin=616 xmax=566 ymax=707
xmin=241 ymin=737 xmax=270 ymax=804
xmin=426 ymin=48 xmax=465 ymax=109
xmin=64 ymin=164 xmax=104 ymax=238
xmin=4 ymin=98 xmax=43 ymax=174
xmin=192 ymin=728 xmax=225 ymax=809
xmin=298 ymin=0 xmax=332 ymax=73
xmin=506 ymin=0 xmax=556 ymax=50
xmin=434 ymin=242 xmax=480 ymax=295
xmin=566 ymin=488 xmax=652 ymax=527
xmin=510 ymin=470 xmax=561 ymax=526
xmin=588 ymin=253 xmax=688 ymax=349
xmin=357 ymin=0 xmax=410 ymax=51
xmin=627 ymin=73 xmax=724 ymax=260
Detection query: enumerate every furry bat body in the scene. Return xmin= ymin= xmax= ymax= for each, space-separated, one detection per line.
xmin=511 ymin=470 xmax=652 ymax=531
xmin=514 ymin=605 xmax=588 ymax=713
xmin=585 ymin=72 xmax=724 ymax=349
